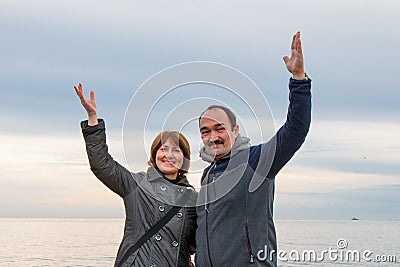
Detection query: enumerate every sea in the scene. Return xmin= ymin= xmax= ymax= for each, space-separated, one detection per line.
xmin=0 ymin=219 xmax=398 ymax=266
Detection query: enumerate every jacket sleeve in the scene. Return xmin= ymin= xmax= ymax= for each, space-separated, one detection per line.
xmin=267 ymin=78 xmax=312 ymax=177
xmin=185 ymin=206 xmax=197 ymax=247
xmin=81 ymin=119 xmax=136 ymax=197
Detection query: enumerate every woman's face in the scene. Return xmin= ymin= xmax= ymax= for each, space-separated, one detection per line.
xmin=155 ymin=139 xmax=184 ymax=180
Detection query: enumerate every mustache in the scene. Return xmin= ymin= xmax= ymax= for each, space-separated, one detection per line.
xmin=207 ymin=139 xmax=224 ymax=146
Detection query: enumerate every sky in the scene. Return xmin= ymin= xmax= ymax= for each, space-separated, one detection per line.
xmin=0 ymin=0 xmax=399 ymax=220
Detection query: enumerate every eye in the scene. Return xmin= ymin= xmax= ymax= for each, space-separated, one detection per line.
xmin=216 ymin=127 xmax=225 ymax=132
xmin=201 ymin=130 xmax=210 ymax=136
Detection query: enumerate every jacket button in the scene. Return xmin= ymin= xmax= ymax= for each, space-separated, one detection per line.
xmin=160 ymin=185 xmax=166 ymax=191
xmin=178 ymin=188 xmax=184 ymax=193
xmin=176 ymin=212 xmax=183 ymax=218
xmin=155 ymin=234 xmax=162 ymax=241
xmin=171 ymin=241 xmax=179 ymax=247
xmin=158 ymin=206 xmax=165 ymax=212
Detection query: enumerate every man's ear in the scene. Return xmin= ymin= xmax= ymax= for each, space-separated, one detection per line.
xmin=233 ymin=124 xmax=239 ymax=138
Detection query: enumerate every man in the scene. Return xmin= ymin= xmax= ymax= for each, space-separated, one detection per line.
xmin=195 ymin=32 xmax=311 ymax=266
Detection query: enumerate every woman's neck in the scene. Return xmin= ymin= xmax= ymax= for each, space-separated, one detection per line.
xmin=164 ymin=173 xmax=177 ymax=180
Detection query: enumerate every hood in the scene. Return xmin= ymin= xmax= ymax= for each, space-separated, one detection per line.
xmin=199 ymin=133 xmax=250 ymax=163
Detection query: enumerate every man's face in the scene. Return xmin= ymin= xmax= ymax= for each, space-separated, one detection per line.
xmin=199 ymin=108 xmax=239 ymax=160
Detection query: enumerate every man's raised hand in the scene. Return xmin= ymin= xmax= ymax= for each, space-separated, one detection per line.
xmin=283 ymin=31 xmax=306 ymax=79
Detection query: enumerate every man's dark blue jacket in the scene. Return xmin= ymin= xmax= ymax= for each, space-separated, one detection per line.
xmin=195 ymin=78 xmax=312 ymax=267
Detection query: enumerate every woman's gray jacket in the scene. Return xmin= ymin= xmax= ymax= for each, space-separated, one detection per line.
xmin=81 ymin=119 xmax=197 ymax=267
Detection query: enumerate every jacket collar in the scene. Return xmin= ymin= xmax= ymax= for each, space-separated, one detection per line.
xmin=199 ymin=133 xmax=251 ymax=163
xmin=146 ymin=166 xmax=192 ymax=187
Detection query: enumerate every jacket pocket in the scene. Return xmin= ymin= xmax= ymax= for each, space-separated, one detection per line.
xmin=245 ymin=223 xmax=255 ymax=263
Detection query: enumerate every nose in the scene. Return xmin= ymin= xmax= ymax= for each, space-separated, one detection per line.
xmin=163 ymin=149 xmax=174 ymax=158
xmin=210 ymin=131 xmax=219 ymax=141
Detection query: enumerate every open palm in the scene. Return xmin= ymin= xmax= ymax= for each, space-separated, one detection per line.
xmin=74 ymin=83 xmax=97 ymax=116
xmin=283 ymin=32 xmax=305 ymax=79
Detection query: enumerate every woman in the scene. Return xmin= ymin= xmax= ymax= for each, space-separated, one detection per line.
xmin=74 ymin=83 xmax=197 ymax=267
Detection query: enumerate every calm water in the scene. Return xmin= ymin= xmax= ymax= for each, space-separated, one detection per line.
xmin=0 ymin=219 xmax=399 ymax=266
xmin=276 ymin=220 xmax=400 ymax=267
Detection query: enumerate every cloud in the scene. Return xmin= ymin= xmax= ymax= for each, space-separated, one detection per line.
xmin=289 ymin=119 xmax=400 ymax=175
xmin=271 ymin=118 xmax=400 ymax=220
xmin=1 ymin=0 xmax=399 ymax=219
xmin=2 ymin=0 xmax=399 ymax=124
xmin=275 ymin=183 xmax=400 ymax=220
xmin=0 ymin=132 xmax=126 ymax=217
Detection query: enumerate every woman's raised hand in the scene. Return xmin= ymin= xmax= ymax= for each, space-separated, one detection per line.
xmin=74 ymin=83 xmax=98 ymax=126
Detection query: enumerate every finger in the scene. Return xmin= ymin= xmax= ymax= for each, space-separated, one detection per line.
xmin=297 ymin=37 xmax=303 ymax=54
xmin=74 ymin=85 xmax=80 ymax=95
xmin=74 ymin=83 xmax=81 ymax=91
xmin=74 ymin=87 xmax=80 ymax=99
xmin=283 ymin=55 xmax=289 ymax=64
xmin=74 ymin=85 xmax=86 ymax=101
xmin=291 ymin=33 xmax=296 ymax=50
xmin=293 ymin=31 xmax=300 ymax=51
xmin=90 ymin=90 xmax=95 ymax=101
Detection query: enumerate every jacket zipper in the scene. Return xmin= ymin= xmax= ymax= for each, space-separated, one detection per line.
xmin=205 ymin=162 xmax=217 ymax=267
xmin=245 ymin=223 xmax=254 ymax=263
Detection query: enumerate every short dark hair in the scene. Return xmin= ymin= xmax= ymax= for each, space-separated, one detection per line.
xmin=199 ymin=105 xmax=237 ymax=130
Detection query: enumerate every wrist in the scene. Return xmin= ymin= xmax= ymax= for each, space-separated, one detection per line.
xmin=88 ymin=114 xmax=98 ymax=126
xmin=292 ymin=72 xmax=308 ymax=80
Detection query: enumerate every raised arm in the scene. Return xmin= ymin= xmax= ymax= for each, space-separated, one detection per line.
xmin=74 ymin=83 xmax=135 ymax=197
xmin=266 ymin=32 xmax=312 ymax=177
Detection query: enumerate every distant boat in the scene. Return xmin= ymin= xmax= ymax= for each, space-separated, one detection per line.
xmin=351 ymin=217 xmax=359 ymax=221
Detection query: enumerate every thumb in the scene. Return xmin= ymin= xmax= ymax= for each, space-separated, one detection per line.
xmin=283 ymin=56 xmax=289 ymax=64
